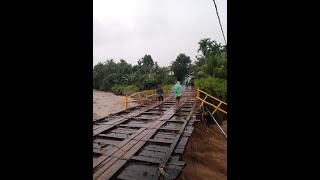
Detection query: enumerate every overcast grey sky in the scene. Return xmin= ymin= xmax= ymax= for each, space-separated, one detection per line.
xmin=93 ymin=0 xmax=227 ymax=67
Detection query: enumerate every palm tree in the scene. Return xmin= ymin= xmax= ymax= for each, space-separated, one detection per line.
xmin=198 ymin=38 xmax=211 ymax=57
xmin=206 ymin=52 xmax=226 ymax=78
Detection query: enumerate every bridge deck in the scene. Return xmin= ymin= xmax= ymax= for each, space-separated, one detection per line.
xmin=93 ymin=89 xmax=197 ymax=180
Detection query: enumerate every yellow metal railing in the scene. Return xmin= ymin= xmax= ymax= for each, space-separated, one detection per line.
xmin=196 ymin=88 xmax=227 ymax=115
xmin=119 ymin=89 xmax=158 ymax=110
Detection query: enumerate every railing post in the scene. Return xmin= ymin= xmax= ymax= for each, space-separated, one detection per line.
xmin=138 ymin=93 xmax=142 ymax=104
xmin=125 ymin=94 xmax=128 ymax=110
xmin=212 ymin=101 xmax=222 ymax=115
xmin=197 ymin=88 xmax=200 ymax=97
xmin=196 ymin=88 xmax=200 ymax=103
xmin=200 ymin=95 xmax=207 ymax=108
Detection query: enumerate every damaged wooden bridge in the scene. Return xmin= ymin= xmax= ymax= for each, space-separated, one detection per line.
xmin=93 ymin=90 xmax=198 ymax=180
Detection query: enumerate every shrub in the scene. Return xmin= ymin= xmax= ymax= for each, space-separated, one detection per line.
xmin=196 ymin=70 xmax=207 ymax=79
xmin=99 ymin=73 xmax=119 ymax=91
xmin=195 ymin=76 xmax=227 ymax=102
xmin=111 ymin=84 xmax=139 ymax=94
xmin=125 ymin=85 xmax=139 ymax=92
xmin=162 ymin=84 xmax=173 ymax=93
xmin=163 ymin=75 xmax=176 ymax=85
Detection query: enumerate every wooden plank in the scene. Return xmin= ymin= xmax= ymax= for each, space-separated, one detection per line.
xmin=143 ymin=145 xmax=169 ymax=153
xmin=174 ymin=112 xmax=190 ymax=116
xmin=181 ymin=106 xmax=193 ymax=108
xmin=131 ymin=156 xmax=161 ymax=164
xmin=93 ymin=149 xmax=106 ymax=155
xmin=124 ymin=122 xmax=152 ymax=127
xmin=93 ymin=125 xmax=112 ymax=136
xmin=154 ymin=132 xmax=176 ymax=139
xmin=182 ymin=132 xmax=192 ymax=137
xmin=98 ymin=133 xmax=128 ymax=139
xmin=161 ymin=124 xmax=182 ymax=130
xmin=173 ymin=148 xmax=184 ymax=154
xmin=138 ymin=149 xmax=165 ymax=159
xmin=103 ymin=118 xmax=125 ymax=125
xmin=155 ymin=131 xmax=177 ymax=135
xmin=135 ymin=115 xmax=158 ymax=120
xmin=179 ymin=108 xmax=192 ymax=111
xmin=159 ymin=127 xmax=181 ymax=131
xmin=119 ymin=124 xmax=146 ymax=128
xmin=154 ymin=106 xmax=170 ymax=109
xmin=167 ymin=119 xmax=187 ymax=123
xmin=162 ymin=165 xmax=183 ymax=180
xmin=169 ymin=160 xmax=186 ymax=166
xmin=93 ymin=149 xmax=104 ymax=154
xmin=175 ymin=145 xmax=186 ymax=149
xmin=93 ymin=139 xmax=122 ymax=145
xmin=125 ymin=123 xmax=152 ymax=127
xmin=111 ymin=128 xmax=137 ymax=134
xmin=184 ymin=128 xmax=194 ymax=133
xmin=142 ymin=109 xmax=159 ymax=114
xmin=93 ymin=125 xmax=101 ymax=130
xmin=142 ymin=111 xmax=161 ymax=114
xmin=148 ymin=138 xmax=173 ymax=144
xmin=116 ymin=164 xmax=158 ymax=180
xmin=170 ymin=117 xmax=186 ymax=122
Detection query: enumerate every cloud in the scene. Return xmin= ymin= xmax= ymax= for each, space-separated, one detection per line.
xmin=93 ymin=0 xmax=227 ymax=67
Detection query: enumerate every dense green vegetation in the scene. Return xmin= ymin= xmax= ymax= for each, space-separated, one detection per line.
xmin=163 ymin=84 xmax=173 ymax=94
xmin=171 ymin=53 xmax=192 ymax=81
xmin=193 ymin=38 xmax=227 ymax=101
xmin=93 ymin=38 xmax=227 ymax=101
xmin=93 ymin=55 xmax=169 ymax=92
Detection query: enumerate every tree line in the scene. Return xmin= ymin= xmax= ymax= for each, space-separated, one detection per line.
xmin=93 ymin=38 xmax=227 ymax=101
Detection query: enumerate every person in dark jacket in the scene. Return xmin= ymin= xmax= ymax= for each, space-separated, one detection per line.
xmin=156 ymin=84 xmax=164 ymax=102
xmin=190 ymin=79 xmax=194 ymax=89
xmin=156 ymin=85 xmax=164 ymax=114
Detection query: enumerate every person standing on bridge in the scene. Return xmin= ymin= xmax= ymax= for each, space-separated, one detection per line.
xmin=173 ymin=81 xmax=182 ymax=107
xmin=156 ymin=84 xmax=164 ymax=102
xmin=156 ymin=84 xmax=164 ymax=115
xmin=190 ymin=78 xmax=195 ymax=95
xmin=190 ymin=78 xmax=194 ymax=89
xmin=185 ymin=78 xmax=189 ymax=89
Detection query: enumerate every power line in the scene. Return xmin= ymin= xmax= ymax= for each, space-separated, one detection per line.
xmin=212 ymin=0 xmax=227 ymax=44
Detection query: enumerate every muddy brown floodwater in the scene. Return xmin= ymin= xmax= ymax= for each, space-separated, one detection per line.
xmin=93 ymin=90 xmax=138 ymax=120
xmin=178 ymin=121 xmax=227 ymax=180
